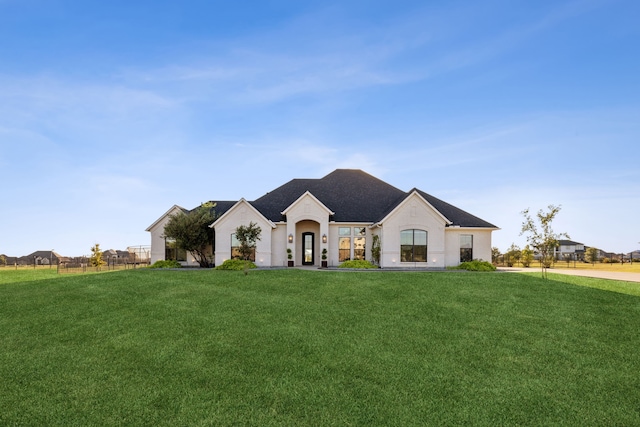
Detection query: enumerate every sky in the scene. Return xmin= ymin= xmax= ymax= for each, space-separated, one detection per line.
xmin=1 ymin=0 xmax=639 ymax=257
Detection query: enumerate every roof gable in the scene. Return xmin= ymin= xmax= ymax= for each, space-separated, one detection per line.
xmin=377 ymin=190 xmax=452 ymax=226
xmin=211 ymin=198 xmax=276 ymax=229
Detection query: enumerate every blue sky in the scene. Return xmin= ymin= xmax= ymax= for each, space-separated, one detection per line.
xmin=1 ymin=0 xmax=638 ymax=257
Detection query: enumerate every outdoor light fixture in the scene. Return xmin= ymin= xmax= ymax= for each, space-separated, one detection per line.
xmin=288 ymin=234 xmax=293 ymax=243
xmin=322 ymin=234 xmax=327 ymax=243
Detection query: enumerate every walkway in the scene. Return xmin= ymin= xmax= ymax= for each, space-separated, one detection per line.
xmin=498 ymin=267 xmax=640 ymax=283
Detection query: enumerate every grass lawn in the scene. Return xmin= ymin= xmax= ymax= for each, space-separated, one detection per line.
xmin=1 ymin=269 xmax=639 ymax=426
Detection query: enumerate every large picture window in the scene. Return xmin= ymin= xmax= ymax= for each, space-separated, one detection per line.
xmin=460 ymin=235 xmax=473 ymax=263
xmin=339 ymin=237 xmax=351 ymax=262
xmin=354 ymin=237 xmax=366 ymax=260
xmin=165 ymin=238 xmax=186 ymax=262
xmin=400 ymin=229 xmax=427 ymax=262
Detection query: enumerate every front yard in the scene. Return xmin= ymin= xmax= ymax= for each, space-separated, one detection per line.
xmin=1 ymin=269 xmax=639 ymax=425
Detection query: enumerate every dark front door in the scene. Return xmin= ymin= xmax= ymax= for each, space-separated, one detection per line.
xmin=302 ymin=232 xmax=314 ymax=265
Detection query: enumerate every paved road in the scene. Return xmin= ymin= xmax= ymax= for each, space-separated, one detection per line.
xmin=498 ymin=267 xmax=640 ymax=283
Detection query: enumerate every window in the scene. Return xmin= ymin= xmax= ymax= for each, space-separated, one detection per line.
xmin=400 ymin=229 xmax=427 ymax=262
xmin=339 ymin=237 xmax=351 ymax=262
xmin=231 ymin=233 xmax=255 ymax=261
xmin=460 ymin=235 xmax=473 ymax=263
xmin=339 ymin=227 xmax=351 ymax=236
xmin=354 ymin=237 xmax=366 ymax=260
xmin=338 ymin=227 xmax=367 ymax=261
xmin=165 ymin=238 xmax=186 ymax=262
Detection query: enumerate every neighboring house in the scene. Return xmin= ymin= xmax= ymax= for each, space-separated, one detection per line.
xmin=556 ymin=240 xmax=585 ymax=261
xmin=18 ymin=250 xmax=65 ymax=265
xmin=146 ymin=169 xmax=499 ymax=268
xmin=102 ymin=249 xmax=133 ymax=264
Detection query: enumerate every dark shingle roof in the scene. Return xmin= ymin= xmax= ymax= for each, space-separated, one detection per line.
xmin=252 ymin=169 xmax=407 ymax=222
xmin=205 ymin=169 xmax=496 ymax=228
xmin=414 ymin=189 xmax=498 ymax=228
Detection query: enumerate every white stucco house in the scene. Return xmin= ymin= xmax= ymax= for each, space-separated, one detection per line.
xmin=146 ymin=169 xmax=498 ymax=268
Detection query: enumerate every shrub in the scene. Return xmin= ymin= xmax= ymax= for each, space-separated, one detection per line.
xmin=338 ymin=260 xmax=377 ymax=269
xmin=215 ymin=259 xmax=257 ymax=271
xmin=450 ymin=260 xmax=496 ymax=272
xmin=149 ymin=260 xmax=183 ymax=269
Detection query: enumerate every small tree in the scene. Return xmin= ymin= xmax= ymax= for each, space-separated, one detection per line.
xmin=520 ymin=204 xmax=569 ymax=279
xmin=521 ymin=245 xmax=534 ymax=268
xmin=585 ymin=247 xmax=599 ymax=265
xmin=234 ymin=222 xmax=262 ymax=261
xmin=371 ymin=235 xmax=381 ymax=266
xmin=491 ymin=247 xmax=501 ymax=264
xmin=164 ymin=202 xmax=217 ymax=267
xmin=89 ymin=244 xmax=106 ymax=268
xmin=505 ymin=243 xmax=521 ymax=267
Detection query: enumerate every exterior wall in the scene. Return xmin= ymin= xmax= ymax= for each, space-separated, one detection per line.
xmin=283 ymin=193 xmax=331 ymax=267
xmin=444 ymin=228 xmax=493 ymax=266
xmin=271 ymin=224 xmax=288 ymax=267
xmin=379 ymin=194 xmax=448 ymax=268
xmin=147 ymin=206 xmax=202 ymax=265
xmin=327 ymin=223 xmax=373 ymax=267
xmin=213 ymin=202 xmax=274 ymax=267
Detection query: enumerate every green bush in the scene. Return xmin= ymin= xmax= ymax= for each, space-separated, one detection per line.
xmin=338 ymin=260 xmax=377 ymax=269
xmin=215 ymin=259 xmax=257 ymax=271
xmin=450 ymin=260 xmax=496 ymax=272
xmin=149 ymin=260 xmax=183 ymax=269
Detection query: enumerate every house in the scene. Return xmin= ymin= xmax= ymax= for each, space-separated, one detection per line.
xmin=555 ymin=240 xmax=585 ymax=261
xmin=17 ymin=250 xmax=65 ymax=266
xmin=146 ymin=169 xmax=499 ymax=268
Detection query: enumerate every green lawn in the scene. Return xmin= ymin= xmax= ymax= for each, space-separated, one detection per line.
xmin=1 ymin=269 xmax=639 ymax=426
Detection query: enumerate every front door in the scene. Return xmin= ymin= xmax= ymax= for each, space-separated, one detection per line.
xmin=302 ymin=232 xmax=314 ymax=265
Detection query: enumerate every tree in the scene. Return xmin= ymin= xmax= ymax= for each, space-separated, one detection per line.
xmin=0 ymin=255 xmax=6 ymax=267
xmin=505 ymin=243 xmax=521 ymax=267
xmin=89 ymin=244 xmax=106 ymax=268
xmin=163 ymin=202 xmax=217 ymax=268
xmin=371 ymin=235 xmax=381 ymax=266
xmin=234 ymin=222 xmax=262 ymax=261
xmin=491 ymin=247 xmax=501 ymax=264
xmin=585 ymin=247 xmax=599 ymax=265
xmin=521 ymin=245 xmax=534 ymax=268
xmin=520 ymin=204 xmax=569 ymax=279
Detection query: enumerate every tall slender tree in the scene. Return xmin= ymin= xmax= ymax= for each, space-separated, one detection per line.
xmin=89 ymin=244 xmax=106 ymax=268
xmin=520 ymin=204 xmax=569 ymax=279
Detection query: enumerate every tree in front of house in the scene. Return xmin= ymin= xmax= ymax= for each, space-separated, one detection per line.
xmin=89 ymin=244 xmax=106 ymax=268
xmin=234 ymin=222 xmax=262 ymax=261
xmin=163 ymin=202 xmax=217 ymax=268
xmin=585 ymin=247 xmax=599 ymax=265
xmin=520 ymin=204 xmax=569 ymax=279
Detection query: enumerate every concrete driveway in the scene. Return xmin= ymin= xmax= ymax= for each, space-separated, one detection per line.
xmin=498 ymin=267 xmax=640 ymax=283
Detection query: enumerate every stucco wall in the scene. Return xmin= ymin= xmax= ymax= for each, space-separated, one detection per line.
xmin=444 ymin=228 xmax=493 ymax=266
xmin=283 ymin=193 xmax=331 ymax=267
xmin=213 ymin=201 xmax=273 ymax=267
xmin=147 ymin=206 xmax=204 ymax=266
xmin=379 ymin=194 xmax=448 ymax=268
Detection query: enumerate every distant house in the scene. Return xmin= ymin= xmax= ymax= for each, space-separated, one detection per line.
xmin=18 ymin=251 xmax=65 ymax=266
xmin=102 ymin=249 xmax=132 ymax=264
xmin=556 ymin=240 xmax=585 ymax=261
xmin=147 ymin=169 xmax=498 ymax=268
